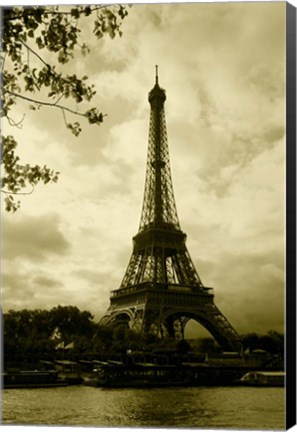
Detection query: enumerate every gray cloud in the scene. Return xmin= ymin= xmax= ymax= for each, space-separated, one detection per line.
xmin=74 ymin=269 xmax=110 ymax=285
xmin=3 ymin=214 xmax=70 ymax=262
xmin=3 ymin=270 xmax=68 ymax=311
xmin=33 ymin=275 xmax=63 ymax=289
xmin=202 ymin=250 xmax=284 ymax=334
xmin=2 ymin=272 xmax=37 ymax=308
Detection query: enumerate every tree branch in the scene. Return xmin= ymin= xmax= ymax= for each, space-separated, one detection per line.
xmin=20 ymin=38 xmax=50 ymax=70
xmin=7 ymin=113 xmax=26 ymax=128
xmin=5 ymin=90 xmax=89 ymax=119
xmin=1 ymin=52 xmax=7 ymax=74
xmin=61 ymin=108 xmax=68 ymax=127
xmin=5 ymin=5 xmax=110 ymax=21
xmin=53 ymin=93 xmax=64 ymax=106
xmin=1 ymin=186 xmax=34 ymax=196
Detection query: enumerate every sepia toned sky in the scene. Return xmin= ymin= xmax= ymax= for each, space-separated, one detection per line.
xmin=2 ymin=1 xmax=286 ymax=336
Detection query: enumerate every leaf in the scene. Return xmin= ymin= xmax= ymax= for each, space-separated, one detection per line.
xmin=84 ymin=6 xmax=91 ymax=16
xmin=67 ymin=122 xmax=82 ymax=137
xmin=70 ymin=8 xmax=80 ymax=19
xmin=36 ymin=36 xmax=44 ymax=49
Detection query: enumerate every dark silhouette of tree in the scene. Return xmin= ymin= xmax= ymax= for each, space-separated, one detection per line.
xmin=2 ymin=306 xmax=97 ymax=362
xmin=259 ymin=330 xmax=284 ymax=354
xmin=92 ymin=324 xmax=114 ymax=353
xmin=242 ymin=331 xmax=284 ymax=354
xmin=197 ymin=337 xmax=221 ymax=354
xmin=49 ymin=305 xmax=95 ymax=344
xmin=242 ymin=332 xmax=260 ymax=351
xmin=1 ymin=5 xmax=129 ymax=211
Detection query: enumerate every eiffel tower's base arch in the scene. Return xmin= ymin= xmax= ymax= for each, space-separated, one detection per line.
xmin=100 ymin=286 xmax=241 ymax=352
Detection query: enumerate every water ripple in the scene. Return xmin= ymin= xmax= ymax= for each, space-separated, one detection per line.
xmin=2 ymin=386 xmax=285 ymax=429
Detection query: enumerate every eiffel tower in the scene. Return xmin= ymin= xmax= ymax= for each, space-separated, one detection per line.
xmin=101 ymin=67 xmax=241 ymax=351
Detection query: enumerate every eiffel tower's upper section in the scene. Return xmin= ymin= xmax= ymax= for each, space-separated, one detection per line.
xmin=118 ymin=68 xmax=204 ymax=290
xmin=138 ymin=66 xmax=180 ymax=232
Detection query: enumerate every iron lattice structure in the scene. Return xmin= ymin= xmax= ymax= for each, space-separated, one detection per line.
xmin=101 ymin=69 xmax=241 ymax=351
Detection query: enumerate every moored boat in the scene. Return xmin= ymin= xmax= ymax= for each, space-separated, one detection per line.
xmin=236 ymin=371 xmax=285 ymax=387
xmin=83 ymin=362 xmax=186 ymax=388
xmin=3 ymin=369 xmax=67 ymax=389
xmin=82 ymin=361 xmax=249 ymax=388
xmin=54 ymin=360 xmax=82 ymax=384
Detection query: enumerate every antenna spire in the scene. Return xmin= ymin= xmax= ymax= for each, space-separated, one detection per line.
xmin=155 ymin=65 xmax=159 ymax=85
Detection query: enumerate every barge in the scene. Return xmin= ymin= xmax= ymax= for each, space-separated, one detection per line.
xmin=82 ymin=361 xmax=255 ymax=388
xmin=237 ymin=371 xmax=285 ymax=387
xmin=3 ymin=370 xmax=67 ymax=389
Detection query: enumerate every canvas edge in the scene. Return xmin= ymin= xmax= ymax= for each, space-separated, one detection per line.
xmin=286 ymin=1 xmax=297 ymax=430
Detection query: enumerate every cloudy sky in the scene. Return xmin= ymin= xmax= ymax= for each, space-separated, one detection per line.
xmin=2 ymin=1 xmax=286 ymax=336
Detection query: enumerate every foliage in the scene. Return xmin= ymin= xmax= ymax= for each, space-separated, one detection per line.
xmin=2 ymin=306 xmax=97 ymax=362
xmin=2 ymin=135 xmax=60 ymax=211
xmin=1 ymin=5 xmax=129 ymax=211
xmin=242 ymin=330 xmax=284 ymax=354
xmin=49 ymin=305 xmax=95 ymax=343
xmin=93 ymin=324 xmax=147 ymax=355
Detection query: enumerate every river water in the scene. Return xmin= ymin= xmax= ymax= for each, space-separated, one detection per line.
xmin=2 ymin=385 xmax=285 ymax=430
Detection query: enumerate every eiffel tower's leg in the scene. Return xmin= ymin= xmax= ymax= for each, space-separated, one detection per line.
xmin=131 ymin=309 xmax=144 ymax=332
xmin=209 ymin=306 xmax=241 ymax=351
xmin=156 ymin=297 xmax=241 ymax=352
xmin=173 ymin=317 xmax=183 ymax=340
xmin=180 ymin=316 xmax=189 ymax=339
xmin=165 ymin=316 xmax=188 ymax=340
xmin=165 ymin=316 xmax=175 ymax=338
